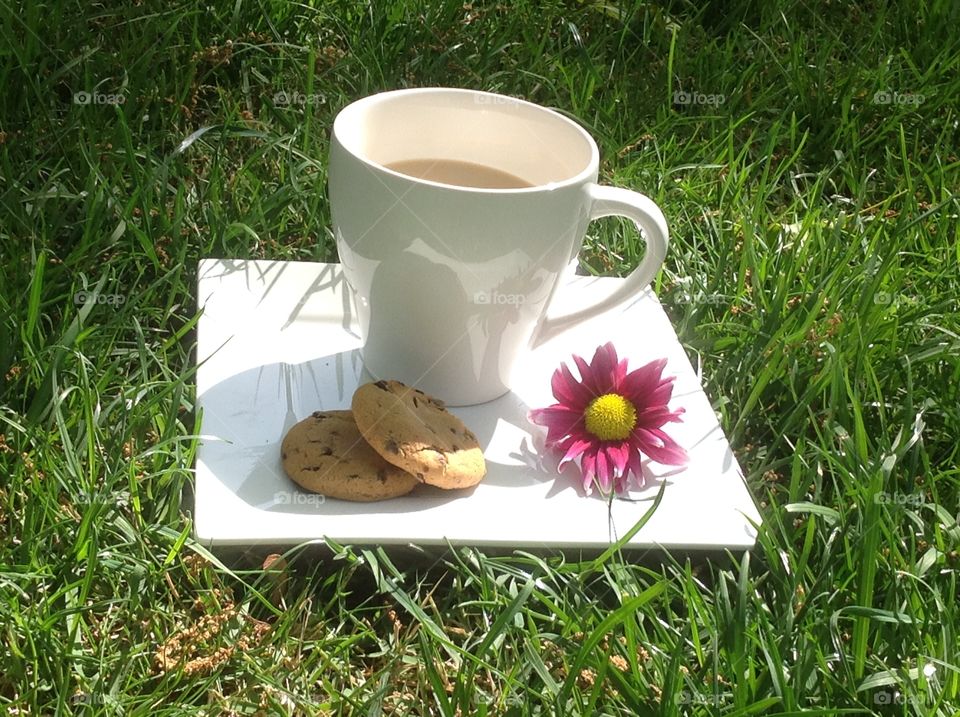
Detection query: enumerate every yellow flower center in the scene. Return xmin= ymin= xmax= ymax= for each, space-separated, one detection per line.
xmin=584 ymin=393 xmax=637 ymax=441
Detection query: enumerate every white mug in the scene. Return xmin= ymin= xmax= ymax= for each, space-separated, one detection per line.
xmin=329 ymin=88 xmax=668 ymax=405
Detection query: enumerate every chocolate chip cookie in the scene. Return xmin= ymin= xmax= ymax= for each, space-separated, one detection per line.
xmin=280 ymin=410 xmax=419 ymax=501
xmin=351 ymin=380 xmax=486 ymax=490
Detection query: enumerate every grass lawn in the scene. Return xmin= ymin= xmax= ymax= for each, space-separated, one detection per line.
xmin=1 ymin=0 xmax=959 ymax=713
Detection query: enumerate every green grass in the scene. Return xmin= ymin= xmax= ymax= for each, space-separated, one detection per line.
xmin=1 ymin=0 xmax=959 ymax=714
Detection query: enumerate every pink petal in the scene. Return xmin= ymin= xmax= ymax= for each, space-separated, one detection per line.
xmin=650 ymin=426 xmax=688 ymax=452
xmin=603 ymin=442 xmax=634 ymax=495
xmin=557 ymin=438 xmax=594 ymax=471
xmin=627 ymin=444 xmax=645 ymax=486
xmin=529 ymin=405 xmax=582 ymax=431
xmin=604 ymin=442 xmax=631 ymax=478
xmin=635 ymin=404 xmax=685 ymax=428
xmin=643 ymin=379 xmax=676 ymax=408
xmin=594 ymin=448 xmax=613 ymax=494
xmin=543 ymin=426 xmax=575 ymax=445
xmin=571 ymin=353 xmax=601 ymax=396
xmin=635 ymin=427 xmax=688 ymax=465
xmin=612 ymin=356 xmax=629 ymax=392
xmin=580 ymin=448 xmax=598 ymax=494
xmin=665 ymin=406 xmax=685 ymax=423
xmin=551 ymin=362 xmax=593 ymax=408
xmin=529 ymin=408 xmax=583 ymax=446
xmin=588 ymin=342 xmax=619 ymax=391
xmin=620 ymin=358 xmax=669 ymax=400
xmin=652 ymin=444 xmax=688 ymax=465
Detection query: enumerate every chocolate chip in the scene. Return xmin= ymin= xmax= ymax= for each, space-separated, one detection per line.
xmin=449 ymin=427 xmax=457 ymax=434
xmin=281 ymin=451 xmax=287 ymax=460
xmin=385 ymin=438 xmax=399 ymax=454
xmin=348 ymin=473 xmax=359 ymax=480
xmin=303 ymin=465 xmax=321 ymax=471
xmin=377 ymin=469 xmax=387 ymax=483
xmin=414 ymin=388 xmax=425 ymax=395
xmin=321 ymin=447 xmax=333 ymax=456
xmin=374 ymin=380 xmax=389 ymax=390
xmin=311 ymin=411 xmax=326 ymax=419
xmin=452 ymin=444 xmax=460 ymax=451
xmin=412 ymin=396 xmax=419 ymax=408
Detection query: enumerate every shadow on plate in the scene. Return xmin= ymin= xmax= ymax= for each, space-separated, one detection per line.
xmin=197 ymin=348 xmax=571 ymax=517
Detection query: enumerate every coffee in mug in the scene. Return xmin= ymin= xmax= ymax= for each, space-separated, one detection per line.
xmin=384 ymin=158 xmax=535 ymax=189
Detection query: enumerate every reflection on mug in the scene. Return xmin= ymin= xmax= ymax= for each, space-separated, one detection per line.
xmin=363 ymin=240 xmax=552 ymax=399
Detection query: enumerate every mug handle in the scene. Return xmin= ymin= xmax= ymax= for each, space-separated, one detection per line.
xmin=531 ymin=183 xmax=669 ymax=347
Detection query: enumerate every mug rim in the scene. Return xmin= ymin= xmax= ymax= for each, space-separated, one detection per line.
xmin=331 ymin=87 xmax=601 ymax=193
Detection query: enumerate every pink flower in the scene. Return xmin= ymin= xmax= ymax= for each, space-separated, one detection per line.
xmin=528 ymin=342 xmax=688 ymax=496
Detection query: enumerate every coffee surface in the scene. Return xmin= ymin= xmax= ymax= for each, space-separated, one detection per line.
xmin=385 ymin=158 xmax=534 ymax=189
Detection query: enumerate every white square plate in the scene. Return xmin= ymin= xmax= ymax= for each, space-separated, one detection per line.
xmin=194 ymin=259 xmax=760 ymax=550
